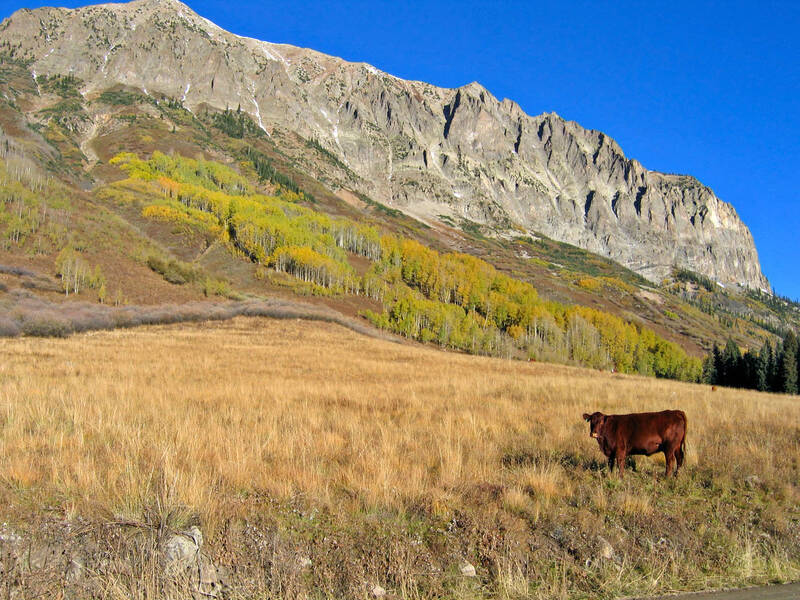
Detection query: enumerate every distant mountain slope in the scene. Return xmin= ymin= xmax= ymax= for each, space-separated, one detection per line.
xmin=0 ymin=0 xmax=769 ymax=290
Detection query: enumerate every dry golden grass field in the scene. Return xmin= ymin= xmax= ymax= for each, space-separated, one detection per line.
xmin=1 ymin=317 xmax=799 ymax=599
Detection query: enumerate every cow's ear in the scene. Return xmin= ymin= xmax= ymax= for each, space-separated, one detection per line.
xmin=582 ymin=413 xmax=591 ymax=421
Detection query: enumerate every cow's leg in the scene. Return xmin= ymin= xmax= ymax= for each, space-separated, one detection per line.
xmin=664 ymin=448 xmax=675 ymax=478
xmin=673 ymin=446 xmax=683 ymax=477
xmin=607 ymin=454 xmax=615 ymax=473
xmin=676 ymin=443 xmax=685 ymax=470
xmin=616 ymin=451 xmax=626 ymax=477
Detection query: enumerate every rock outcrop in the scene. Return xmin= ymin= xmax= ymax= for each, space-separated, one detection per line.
xmin=0 ymin=0 xmax=769 ymax=288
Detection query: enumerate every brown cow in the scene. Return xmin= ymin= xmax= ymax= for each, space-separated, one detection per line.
xmin=582 ymin=410 xmax=687 ymax=477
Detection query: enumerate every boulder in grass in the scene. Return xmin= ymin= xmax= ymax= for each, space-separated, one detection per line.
xmin=459 ymin=560 xmax=477 ymax=577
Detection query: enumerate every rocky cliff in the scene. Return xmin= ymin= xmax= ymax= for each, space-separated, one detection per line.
xmin=0 ymin=0 xmax=769 ymax=289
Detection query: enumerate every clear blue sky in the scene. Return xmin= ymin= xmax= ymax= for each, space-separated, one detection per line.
xmin=2 ymin=0 xmax=798 ymax=299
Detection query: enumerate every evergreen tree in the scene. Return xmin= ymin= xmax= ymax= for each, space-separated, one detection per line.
xmin=756 ymin=340 xmax=772 ymax=392
xmin=778 ymin=331 xmax=798 ymax=394
xmin=771 ymin=340 xmax=783 ymax=392
xmin=797 ymin=337 xmax=800 ymax=392
xmin=721 ymin=339 xmax=742 ymax=388
xmin=711 ymin=343 xmax=723 ymax=385
xmin=702 ymin=352 xmax=717 ymax=384
xmin=741 ymin=350 xmax=758 ymax=390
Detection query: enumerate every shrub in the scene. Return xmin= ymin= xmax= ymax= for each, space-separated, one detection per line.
xmin=577 ymin=277 xmax=602 ymax=292
xmin=0 ymin=316 xmax=20 ymax=336
xmin=21 ymin=313 xmax=72 ymax=337
xmin=202 ymin=277 xmax=232 ymax=298
xmin=146 ymin=255 xmax=200 ymax=285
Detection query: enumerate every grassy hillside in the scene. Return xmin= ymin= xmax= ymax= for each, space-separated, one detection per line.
xmin=78 ymin=151 xmax=699 ymax=380
xmin=1 ymin=318 xmax=798 ymax=598
xmin=1 ymin=64 xmax=799 ymax=375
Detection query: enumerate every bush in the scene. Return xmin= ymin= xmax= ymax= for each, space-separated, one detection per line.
xmin=146 ymin=255 xmax=199 ymax=285
xmin=202 ymin=277 xmax=232 ymax=298
xmin=21 ymin=313 xmax=72 ymax=337
xmin=576 ymin=277 xmax=602 ymax=292
xmin=0 ymin=316 xmax=20 ymax=337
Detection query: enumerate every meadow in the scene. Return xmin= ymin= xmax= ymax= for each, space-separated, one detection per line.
xmin=1 ymin=317 xmax=798 ymax=598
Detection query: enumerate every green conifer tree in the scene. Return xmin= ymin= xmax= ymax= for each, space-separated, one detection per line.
xmin=722 ymin=339 xmax=742 ymax=388
xmin=756 ymin=340 xmax=772 ymax=392
xmin=741 ymin=350 xmax=758 ymax=390
xmin=702 ymin=352 xmax=717 ymax=384
xmin=711 ymin=343 xmax=723 ymax=385
xmin=778 ymin=331 xmax=798 ymax=394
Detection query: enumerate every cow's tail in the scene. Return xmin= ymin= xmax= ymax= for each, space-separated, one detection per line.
xmin=677 ymin=410 xmax=687 ymax=468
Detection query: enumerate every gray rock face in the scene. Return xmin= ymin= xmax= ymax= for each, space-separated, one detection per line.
xmin=0 ymin=0 xmax=769 ymax=288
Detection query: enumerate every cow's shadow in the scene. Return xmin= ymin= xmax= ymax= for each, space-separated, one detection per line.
xmin=503 ymin=450 xmax=638 ymax=474
xmin=561 ymin=451 xmax=640 ymax=472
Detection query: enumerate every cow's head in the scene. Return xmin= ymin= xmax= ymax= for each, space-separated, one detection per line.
xmin=582 ymin=412 xmax=607 ymax=439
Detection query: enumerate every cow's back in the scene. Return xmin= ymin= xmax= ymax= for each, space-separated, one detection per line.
xmin=614 ymin=410 xmax=686 ymax=454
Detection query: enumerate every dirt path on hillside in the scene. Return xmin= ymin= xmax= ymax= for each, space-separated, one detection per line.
xmin=641 ymin=582 xmax=800 ymax=600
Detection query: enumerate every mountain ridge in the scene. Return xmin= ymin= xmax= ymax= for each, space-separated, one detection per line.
xmin=0 ymin=0 xmax=769 ymax=290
